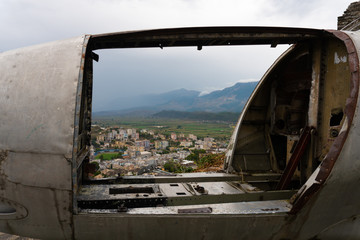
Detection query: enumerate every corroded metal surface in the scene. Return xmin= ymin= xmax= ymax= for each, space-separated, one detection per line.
xmin=0 ymin=36 xmax=86 ymax=239
xmin=0 ymin=232 xmax=35 ymax=239
xmin=124 ymin=200 xmax=291 ymax=215
xmin=271 ymin=30 xmax=360 ymax=239
xmin=290 ymin=30 xmax=359 ymax=214
xmin=1 ymin=26 xmax=360 ymax=239
xmin=0 ymin=37 xmax=84 ymax=155
xmin=77 ymin=180 xmax=295 ymax=210
xmin=90 ymin=27 xmax=326 ymax=50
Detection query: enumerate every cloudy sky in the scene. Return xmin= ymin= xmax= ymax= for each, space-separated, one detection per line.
xmin=0 ymin=0 xmax=355 ymax=111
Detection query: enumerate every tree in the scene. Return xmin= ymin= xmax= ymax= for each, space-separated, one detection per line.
xmin=185 ymin=149 xmax=206 ymax=162
xmin=185 ymin=153 xmax=199 ymax=162
xmin=164 ymin=161 xmax=177 ymax=172
xmin=170 ymin=140 xmax=180 ymax=147
xmin=163 ymin=160 xmax=194 ymax=173
xmin=161 ymin=149 xmax=170 ymax=154
xmin=92 ymin=161 xmax=100 ymax=170
xmin=91 ymin=140 xmax=100 ymax=149
xmin=120 ymin=146 xmax=128 ymax=151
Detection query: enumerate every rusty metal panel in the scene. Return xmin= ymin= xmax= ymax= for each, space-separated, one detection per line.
xmin=1 ymin=26 xmax=360 ymax=239
xmin=308 ymin=41 xmax=322 ymax=128
xmin=225 ymin=46 xmax=296 ymax=173
xmin=273 ymin=30 xmax=360 ymax=239
xmin=90 ymin=27 xmax=325 ymax=50
xmin=124 ymin=200 xmax=291 ymax=215
xmin=276 ymin=127 xmax=312 ymax=190
xmin=0 ymin=36 xmax=85 ymax=155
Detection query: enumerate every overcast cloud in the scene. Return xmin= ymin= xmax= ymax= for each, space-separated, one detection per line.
xmin=0 ymin=0 xmax=355 ymax=111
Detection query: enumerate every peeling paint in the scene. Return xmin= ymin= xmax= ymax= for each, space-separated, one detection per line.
xmin=334 ymin=52 xmax=347 ymax=64
xmin=339 ymin=116 xmax=349 ymax=135
xmin=25 ymin=123 xmax=44 ymax=140
xmin=0 ymin=151 xmax=8 ymax=163
xmin=0 ymin=151 xmax=8 ymax=191
xmin=1 ymin=26 xmax=360 ymax=239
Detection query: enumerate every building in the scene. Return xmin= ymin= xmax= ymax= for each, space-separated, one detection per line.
xmin=112 ymin=140 xmax=126 ymax=149
xmin=154 ymin=141 xmax=161 ymax=149
xmin=107 ymin=132 xmax=113 ymax=141
xmin=112 ymin=129 xmax=118 ymax=137
xmin=188 ymin=134 xmax=197 ymax=141
xmin=171 ymin=133 xmax=177 ymax=140
xmin=96 ymin=134 xmax=105 ymax=143
xmin=154 ymin=140 xmax=169 ymax=150
xmin=180 ymin=141 xmax=193 ymax=147
xmin=135 ymin=140 xmax=150 ymax=150
xmin=178 ymin=150 xmax=191 ymax=159
xmin=204 ymin=138 xmax=214 ymax=150
xmin=127 ymin=129 xmax=132 ymax=135
xmin=140 ymin=151 xmax=152 ymax=158
xmin=158 ymin=134 xmax=166 ymax=140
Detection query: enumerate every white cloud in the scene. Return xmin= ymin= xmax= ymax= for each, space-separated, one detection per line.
xmin=237 ymin=79 xmax=259 ymax=83
xmin=199 ymin=78 xmax=259 ymax=96
xmin=0 ymin=0 xmax=356 ymax=108
xmin=0 ymin=0 xmax=354 ymax=51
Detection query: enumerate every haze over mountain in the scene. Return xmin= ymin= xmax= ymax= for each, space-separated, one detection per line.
xmin=93 ymin=81 xmax=258 ymax=116
xmin=190 ymin=82 xmax=257 ymax=112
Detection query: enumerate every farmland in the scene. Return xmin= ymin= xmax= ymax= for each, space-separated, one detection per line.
xmin=92 ymin=117 xmax=237 ymax=140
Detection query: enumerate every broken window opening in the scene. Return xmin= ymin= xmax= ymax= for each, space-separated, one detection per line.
xmin=73 ymin=29 xmax=352 ymax=215
xmin=86 ymin=44 xmax=286 ymax=180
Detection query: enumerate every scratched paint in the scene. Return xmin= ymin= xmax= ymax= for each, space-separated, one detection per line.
xmin=334 ymin=52 xmax=347 ymax=64
xmin=25 ymin=124 xmax=44 ymax=140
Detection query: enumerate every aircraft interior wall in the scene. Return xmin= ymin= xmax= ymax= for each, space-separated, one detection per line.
xmin=74 ymin=34 xmax=352 ymax=216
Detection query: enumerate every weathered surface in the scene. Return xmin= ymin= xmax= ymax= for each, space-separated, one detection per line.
xmin=0 ymin=36 xmax=86 ymax=239
xmin=338 ymin=1 xmax=360 ymax=30
xmin=0 ymin=232 xmax=35 ymax=239
xmin=0 ymin=37 xmax=83 ymax=155
xmin=1 ymin=25 xmax=360 ymax=239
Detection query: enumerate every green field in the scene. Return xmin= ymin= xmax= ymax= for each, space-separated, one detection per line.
xmin=92 ymin=117 xmax=236 ymax=140
xmin=95 ymin=152 xmax=122 ymax=160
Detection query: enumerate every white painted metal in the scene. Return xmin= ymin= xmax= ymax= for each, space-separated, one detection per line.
xmin=0 ymin=27 xmax=359 ymax=239
xmin=0 ymin=36 xmax=86 ymax=239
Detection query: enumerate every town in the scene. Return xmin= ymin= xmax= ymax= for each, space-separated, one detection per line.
xmin=90 ymin=124 xmax=229 ymax=179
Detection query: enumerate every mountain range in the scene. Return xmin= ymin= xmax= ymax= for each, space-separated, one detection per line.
xmin=93 ymin=81 xmax=258 ymax=117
